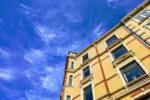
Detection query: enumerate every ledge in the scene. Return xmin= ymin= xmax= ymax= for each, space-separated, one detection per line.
xmin=112 ymin=50 xmax=135 ymax=68
xmin=80 ymin=59 xmax=90 ymax=67
xmin=80 ymin=74 xmax=93 ymax=87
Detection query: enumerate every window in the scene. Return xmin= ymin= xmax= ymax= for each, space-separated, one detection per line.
xmin=82 ymin=53 xmax=89 ymax=62
xmin=83 ymin=85 xmax=93 ymax=100
xmin=70 ymin=62 xmax=74 ymax=69
xmin=68 ymin=75 xmax=73 ymax=86
xmin=135 ymin=10 xmax=150 ymax=23
xmin=111 ymin=45 xmax=127 ymax=59
xmin=120 ymin=61 xmax=145 ymax=83
xmin=83 ymin=66 xmax=90 ymax=78
xmin=66 ymin=95 xmax=71 ymax=100
xmin=106 ymin=35 xmax=118 ymax=46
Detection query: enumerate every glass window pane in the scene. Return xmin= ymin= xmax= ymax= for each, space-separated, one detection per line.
xmin=66 ymin=95 xmax=71 ymax=100
xmin=143 ymin=10 xmax=150 ymax=17
xmin=84 ymin=85 xmax=93 ymax=100
xmin=83 ymin=54 xmax=89 ymax=62
xmin=121 ymin=61 xmax=145 ymax=83
xmin=106 ymin=35 xmax=118 ymax=46
xmin=83 ymin=67 xmax=90 ymax=78
xmin=71 ymin=62 xmax=74 ymax=69
xmin=68 ymin=75 xmax=73 ymax=86
xmin=139 ymin=16 xmax=146 ymax=21
xmin=111 ymin=45 xmax=127 ymax=59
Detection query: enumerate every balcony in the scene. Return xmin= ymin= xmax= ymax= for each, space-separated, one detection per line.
xmin=111 ymin=73 xmax=150 ymax=100
xmin=126 ymin=73 xmax=150 ymax=90
xmin=112 ymin=50 xmax=135 ymax=67
xmin=80 ymin=74 xmax=93 ymax=87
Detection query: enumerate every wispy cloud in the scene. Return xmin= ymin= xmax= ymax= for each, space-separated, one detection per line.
xmin=40 ymin=67 xmax=63 ymax=92
xmin=24 ymin=49 xmax=46 ymax=63
xmin=34 ymin=25 xmax=56 ymax=44
xmin=92 ymin=23 xmax=106 ymax=37
xmin=0 ymin=68 xmax=14 ymax=81
xmin=0 ymin=48 xmax=10 ymax=59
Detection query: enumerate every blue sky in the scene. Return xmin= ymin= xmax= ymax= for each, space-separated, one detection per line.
xmin=0 ymin=0 xmax=144 ymax=100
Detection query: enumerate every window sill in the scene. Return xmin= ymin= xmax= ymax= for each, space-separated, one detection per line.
xmin=80 ymin=74 xmax=93 ymax=87
xmin=112 ymin=50 xmax=135 ymax=68
xmin=81 ymin=59 xmax=90 ymax=67
xmin=66 ymin=85 xmax=74 ymax=87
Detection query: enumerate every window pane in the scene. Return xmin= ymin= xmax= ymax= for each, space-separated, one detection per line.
xmin=66 ymin=95 xmax=71 ymax=100
xmin=121 ymin=61 xmax=145 ymax=83
xmin=68 ymin=75 xmax=73 ymax=86
xmin=143 ymin=10 xmax=150 ymax=17
xmin=106 ymin=35 xmax=118 ymax=46
xmin=71 ymin=62 xmax=74 ymax=69
xmin=112 ymin=45 xmax=127 ymax=59
xmin=83 ymin=54 xmax=89 ymax=62
xmin=83 ymin=67 xmax=90 ymax=78
xmin=139 ymin=16 xmax=146 ymax=22
xmin=84 ymin=85 xmax=93 ymax=100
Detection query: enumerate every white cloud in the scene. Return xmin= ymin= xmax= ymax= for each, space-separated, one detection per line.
xmin=107 ymin=0 xmax=117 ymax=2
xmin=24 ymin=49 xmax=46 ymax=63
xmin=40 ymin=67 xmax=63 ymax=92
xmin=106 ymin=0 xmax=129 ymax=10
xmin=19 ymin=3 xmax=33 ymax=10
xmin=0 ymin=48 xmax=10 ymax=59
xmin=55 ymin=41 xmax=80 ymax=56
xmin=34 ymin=25 xmax=56 ymax=44
xmin=93 ymin=23 xmax=105 ymax=37
xmin=0 ymin=68 xmax=13 ymax=80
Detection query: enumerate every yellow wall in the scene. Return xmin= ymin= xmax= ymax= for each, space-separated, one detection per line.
xmin=61 ymin=1 xmax=150 ymax=100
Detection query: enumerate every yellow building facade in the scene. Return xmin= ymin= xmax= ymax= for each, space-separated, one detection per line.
xmin=61 ymin=0 xmax=150 ymax=100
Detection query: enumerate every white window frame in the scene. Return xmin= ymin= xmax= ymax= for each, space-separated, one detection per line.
xmin=81 ymin=53 xmax=89 ymax=64
xmin=108 ymin=43 xmax=129 ymax=61
xmin=133 ymin=9 xmax=150 ymax=23
xmin=67 ymin=74 xmax=74 ymax=86
xmin=70 ymin=61 xmax=75 ymax=70
xmin=65 ymin=94 xmax=72 ymax=100
xmin=81 ymin=64 xmax=92 ymax=80
xmin=80 ymin=82 xmax=95 ymax=100
xmin=116 ymin=57 xmax=149 ymax=86
xmin=104 ymin=34 xmax=120 ymax=48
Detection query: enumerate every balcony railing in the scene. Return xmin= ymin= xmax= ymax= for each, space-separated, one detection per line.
xmin=127 ymin=73 xmax=150 ymax=90
xmin=112 ymin=50 xmax=135 ymax=67
xmin=111 ymin=73 xmax=150 ymax=100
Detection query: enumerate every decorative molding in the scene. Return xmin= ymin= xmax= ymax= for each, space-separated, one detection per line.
xmin=112 ymin=50 xmax=135 ymax=68
xmin=80 ymin=74 xmax=93 ymax=87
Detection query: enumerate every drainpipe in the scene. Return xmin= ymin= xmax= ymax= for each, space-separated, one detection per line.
xmin=120 ymin=21 xmax=150 ymax=47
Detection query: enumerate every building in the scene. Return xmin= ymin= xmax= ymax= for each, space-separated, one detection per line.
xmin=60 ymin=0 xmax=150 ymax=100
